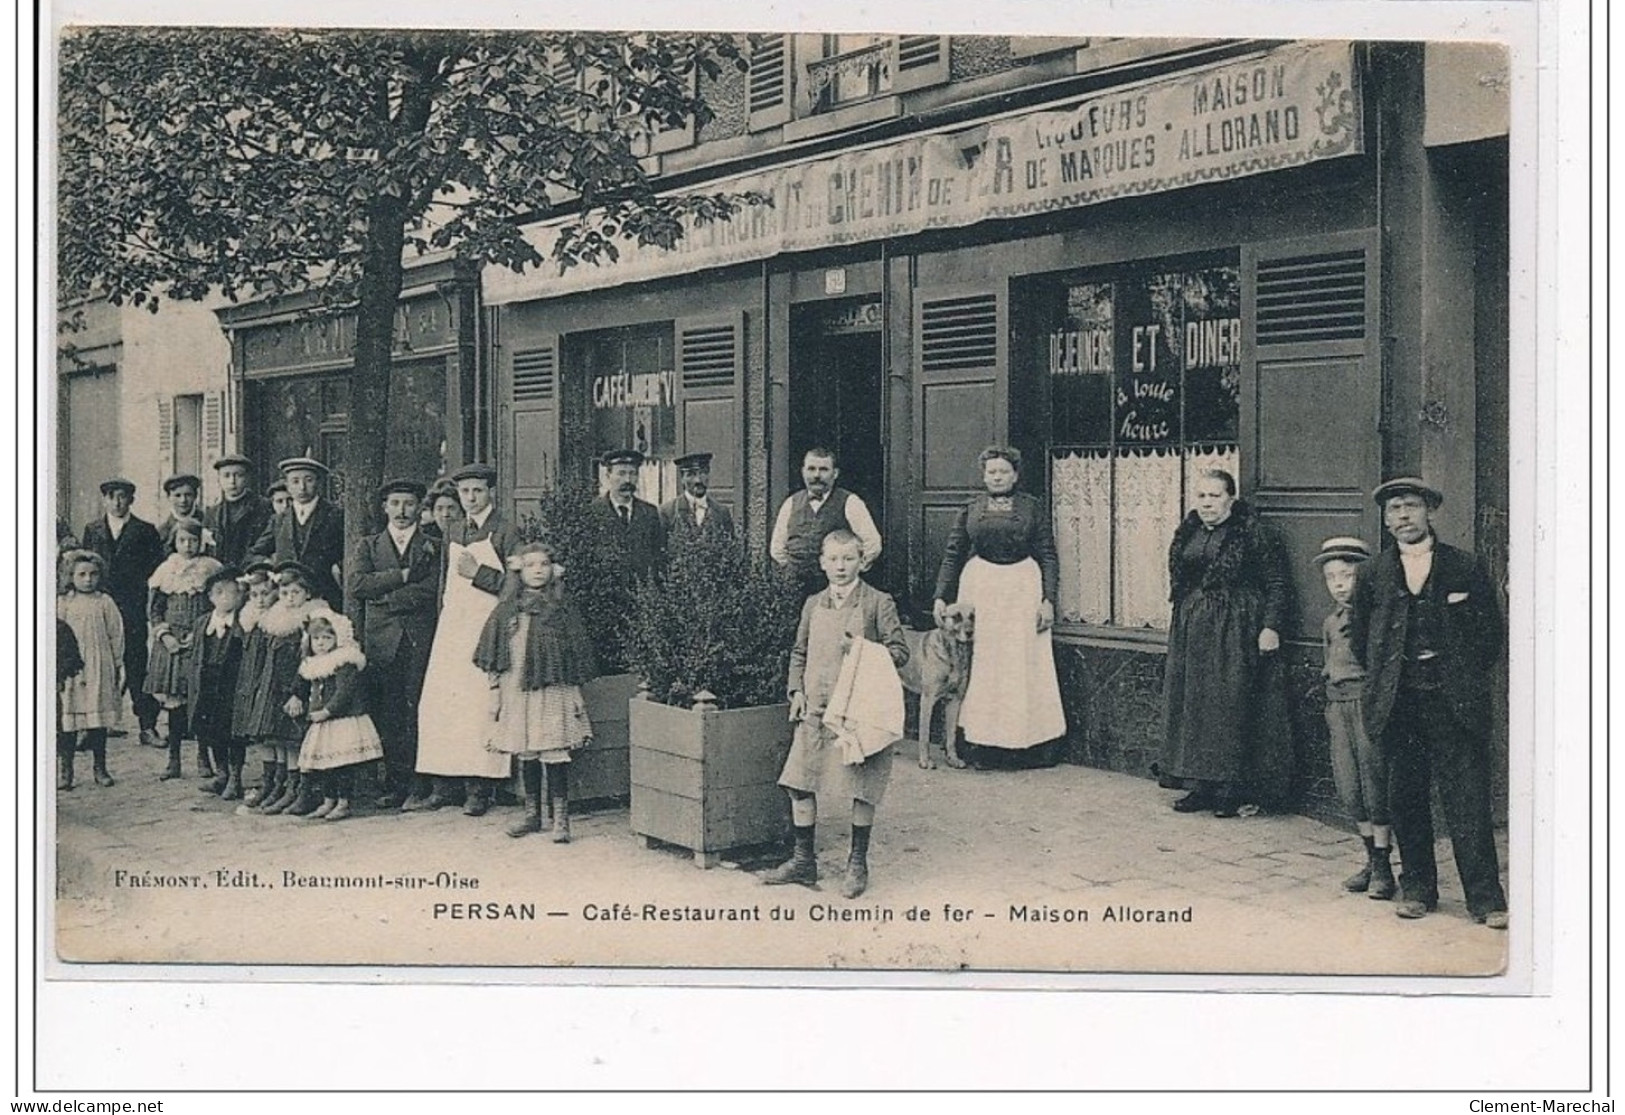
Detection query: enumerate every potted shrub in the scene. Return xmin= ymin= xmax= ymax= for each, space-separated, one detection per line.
xmin=521 ymin=483 xmax=643 ymax=803
xmin=624 ymin=529 xmax=804 ymax=867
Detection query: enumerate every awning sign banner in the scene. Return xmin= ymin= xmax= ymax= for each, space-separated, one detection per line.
xmin=484 ymin=40 xmax=1360 ymax=305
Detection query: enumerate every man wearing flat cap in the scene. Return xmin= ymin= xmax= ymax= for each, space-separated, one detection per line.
xmin=1358 ymin=477 xmax=1508 ymax=930
xmin=203 ymin=454 xmax=273 ymax=568
xmin=81 ymin=478 xmax=165 ymax=744
xmin=660 ymin=452 xmax=735 ymax=546
xmin=250 ymin=456 xmax=345 ymax=610
xmin=156 ymin=474 xmax=204 ymax=553
xmin=349 ymin=478 xmax=441 ymax=809
xmin=588 ymin=448 xmax=666 ymax=581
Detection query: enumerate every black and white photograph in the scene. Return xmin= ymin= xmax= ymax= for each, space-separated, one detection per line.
xmin=44 ymin=21 xmax=1535 ymax=981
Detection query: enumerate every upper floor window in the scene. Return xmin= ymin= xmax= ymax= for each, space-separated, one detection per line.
xmin=806 ymin=35 xmax=894 ymax=111
xmin=748 ymin=33 xmax=949 ymax=131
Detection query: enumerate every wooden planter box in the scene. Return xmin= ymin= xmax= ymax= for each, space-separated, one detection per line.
xmin=561 ymin=672 xmax=639 ymax=804
xmin=629 ymin=698 xmax=795 ymax=868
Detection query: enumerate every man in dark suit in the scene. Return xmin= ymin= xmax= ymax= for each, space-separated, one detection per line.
xmin=588 ymin=448 xmax=666 ymax=581
xmin=81 ymin=478 xmax=165 ymax=744
xmin=203 ymin=454 xmax=273 ymax=567
xmin=349 ymin=478 xmax=441 ymax=810
xmin=155 ymin=474 xmax=203 ymax=552
xmin=250 ymin=457 xmax=345 ymax=610
xmin=1358 ymin=477 xmax=1508 ymax=930
xmin=660 ymin=452 xmax=735 ymax=547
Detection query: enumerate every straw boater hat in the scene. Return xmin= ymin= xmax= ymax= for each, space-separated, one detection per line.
xmin=277 ymin=456 xmax=329 ymax=477
xmin=1371 ymin=477 xmax=1443 ymax=509
xmin=1313 ymin=537 xmax=1372 ymax=566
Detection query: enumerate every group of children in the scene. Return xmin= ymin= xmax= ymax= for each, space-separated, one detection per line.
xmin=55 ymin=517 xmax=599 ymax=836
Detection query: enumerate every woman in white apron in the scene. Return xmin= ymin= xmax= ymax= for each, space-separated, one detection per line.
xmin=933 ymin=446 xmax=1067 ymax=769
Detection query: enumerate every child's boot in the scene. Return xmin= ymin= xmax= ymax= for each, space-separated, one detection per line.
xmin=196 ymin=739 xmax=215 ymax=780
xmin=507 ymin=763 xmax=544 ymax=838
xmin=221 ymin=749 xmax=245 ymax=801
xmin=841 ymin=824 xmax=872 ymax=899
xmin=242 ymin=759 xmax=275 ymax=806
xmin=251 ymin=763 xmax=283 ymax=812
xmin=56 ymin=735 xmax=76 ymax=792
xmin=287 ymin=771 xmax=321 ymax=816
xmin=549 ymin=764 xmax=571 ymax=843
xmin=762 ymin=823 xmax=818 ymax=887
xmin=462 ymin=778 xmax=491 ymax=817
xmin=90 ymin=735 xmax=115 ymax=787
xmin=205 ymin=744 xmax=230 ymax=794
xmin=263 ymin=770 xmax=300 ymax=815
xmin=159 ymin=717 xmax=184 ymax=780
xmin=1343 ymin=835 xmax=1376 ymax=892
xmin=1367 ymin=844 xmax=1397 ymax=900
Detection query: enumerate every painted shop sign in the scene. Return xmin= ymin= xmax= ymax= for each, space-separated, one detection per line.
xmin=240 ymin=295 xmax=456 ymax=375
xmin=592 ymin=369 xmax=676 ymax=410
xmin=486 ymin=40 xmax=1360 ymax=305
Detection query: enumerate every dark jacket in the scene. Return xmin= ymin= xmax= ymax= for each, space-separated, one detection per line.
xmin=250 ymin=499 xmax=346 ymax=609
xmin=184 ymin=611 xmax=243 ymax=740
xmin=81 ymin=515 xmax=165 ymax=625
xmin=1358 ymin=537 xmax=1504 ymax=740
xmin=935 ymin=491 xmax=1060 ymax=605
xmin=587 ymin=495 xmax=666 ymax=582
xmin=1166 ymin=501 xmax=1289 ymax=632
xmin=660 ymin=496 xmax=736 ymax=546
xmin=204 ymin=494 xmax=275 ymax=568
xmin=348 ymin=527 xmax=441 ymax=666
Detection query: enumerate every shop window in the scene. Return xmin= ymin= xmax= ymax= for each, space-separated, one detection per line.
xmin=564 ymin=322 xmax=681 ymax=506
xmin=1043 ymin=265 xmax=1242 ymax=633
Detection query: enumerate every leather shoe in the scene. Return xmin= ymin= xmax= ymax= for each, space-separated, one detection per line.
xmin=1211 ymin=796 xmax=1242 ymax=819
xmin=463 ymin=794 xmax=490 ymax=818
xmin=1395 ymin=899 xmax=1435 ymax=920
xmin=375 ymin=789 xmax=407 ymax=810
xmin=1171 ymin=790 xmax=1213 ymax=813
xmin=1480 ymin=910 xmax=1509 ymax=930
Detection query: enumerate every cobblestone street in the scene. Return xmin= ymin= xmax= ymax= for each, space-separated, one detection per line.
xmin=52 ymin=731 xmax=1509 ymax=976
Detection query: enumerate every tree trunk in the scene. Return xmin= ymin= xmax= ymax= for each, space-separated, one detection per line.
xmin=342 ymin=207 xmax=408 ymax=618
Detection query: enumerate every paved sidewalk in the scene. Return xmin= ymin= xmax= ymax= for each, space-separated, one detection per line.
xmin=52 ymin=734 xmax=1509 ymax=976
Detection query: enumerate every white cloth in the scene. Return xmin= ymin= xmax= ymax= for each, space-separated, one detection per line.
xmin=824 ymin=636 xmax=905 ymax=765
xmin=1398 ymin=535 xmax=1435 ymax=595
xmin=105 ymin=514 xmax=127 ymax=541
xmin=956 ymin=556 xmax=1067 ymax=749
xmin=388 ymin=524 xmax=417 ymax=555
xmin=685 ymin=493 xmax=709 ymax=526
xmin=205 ymin=610 xmax=234 ymax=638
xmin=415 ymin=538 xmax=512 ymax=779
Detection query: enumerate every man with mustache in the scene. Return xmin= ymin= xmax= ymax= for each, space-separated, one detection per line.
xmin=769 ymin=447 xmax=882 ymax=598
xmin=588 ymin=448 xmax=666 ymax=582
xmin=659 ymin=452 xmax=735 ymax=546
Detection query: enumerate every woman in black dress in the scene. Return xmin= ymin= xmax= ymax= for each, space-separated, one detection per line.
xmin=1160 ymin=469 xmax=1291 ymax=816
xmin=933 ymin=446 xmax=1066 ymax=769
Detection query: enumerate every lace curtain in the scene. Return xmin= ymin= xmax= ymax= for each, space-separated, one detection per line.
xmin=1051 ymin=449 xmax=1111 ymax=623
xmin=1113 ymin=447 xmax=1183 ymax=629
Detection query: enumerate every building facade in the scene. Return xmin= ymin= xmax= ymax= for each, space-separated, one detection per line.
xmin=479 ymin=36 xmax=1512 ymax=821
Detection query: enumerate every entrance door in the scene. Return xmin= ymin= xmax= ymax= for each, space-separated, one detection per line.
xmin=789 ymin=301 xmax=885 ymax=578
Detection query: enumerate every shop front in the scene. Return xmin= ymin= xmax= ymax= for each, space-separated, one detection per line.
xmin=485 ymin=40 xmax=1509 ymax=819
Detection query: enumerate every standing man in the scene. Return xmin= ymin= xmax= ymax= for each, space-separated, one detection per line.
xmin=81 ymin=478 xmax=165 ymax=745
xmin=588 ymin=448 xmax=666 ymax=581
xmin=660 ymin=452 xmax=735 ymax=547
xmin=349 ymin=478 xmax=441 ymax=810
xmin=203 ymin=454 xmax=273 ymax=567
xmin=769 ymin=447 xmax=882 ymax=597
xmin=414 ymin=462 xmax=519 ymax=817
xmin=1360 ymin=477 xmax=1508 ymax=930
xmin=250 ymin=457 xmax=345 ymax=610
xmin=156 ymin=474 xmax=203 ymax=552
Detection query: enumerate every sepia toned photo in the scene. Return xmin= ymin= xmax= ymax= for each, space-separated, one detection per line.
xmin=48 ymin=26 xmax=1522 ymax=978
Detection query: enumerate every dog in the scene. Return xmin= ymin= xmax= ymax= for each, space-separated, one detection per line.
xmin=897 ymin=603 xmax=974 ymax=770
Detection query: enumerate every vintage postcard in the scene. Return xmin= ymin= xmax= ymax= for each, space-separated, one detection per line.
xmin=45 ymin=15 xmax=1538 ymax=988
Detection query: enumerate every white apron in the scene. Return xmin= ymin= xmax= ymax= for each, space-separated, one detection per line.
xmin=957 ymin=556 xmax=1067 ymax=749
xmin=415 ymin=539 xmax=513 ymax=779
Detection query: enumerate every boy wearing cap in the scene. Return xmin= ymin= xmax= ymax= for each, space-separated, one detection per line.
xmin=660 ymin=452 xmax=735 ymax=545
xmin=1360 ymin=478 xmax=1508 ymax=929
xmin=82 ymin=478 xmax=166 ymax=744
xmin=589 ymin=449 xmax=666 ymax=580
xmin=157 ymin=474 xmax=204 ymax=553
xmin=251 ymin=457 xmax=345 ymax=610
xmin=350 ymin=478 xmax=441 ymax=809
xmin=1314 ymin=536 xmax=1394 ymax=900
xmin=204 ymin=455 xmax=273 ymax=567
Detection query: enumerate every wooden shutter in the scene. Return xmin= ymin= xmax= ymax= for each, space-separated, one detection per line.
xmin=893 ymin=35 xmax=949 ymax=93
xmin=201 ymin=391 xmax=224 ymax=472
xmin=748 ymin=34 xmax=793 ymax=131
xmin=912 ymin=286 xmax=1006 ymax=603
xmin=156 ymin=395 xmax=175 ymax=486
xmin=675 ymin=314 xmax=744 ymax=517
xmin=1241 ymin=229 xmax=1382 ymax=641
xmin=503 ymin=333 xmax=560 ymax=514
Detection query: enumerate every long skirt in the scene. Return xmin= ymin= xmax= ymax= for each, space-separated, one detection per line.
xmin=956 ymin=557 xmax=1067 ymax=749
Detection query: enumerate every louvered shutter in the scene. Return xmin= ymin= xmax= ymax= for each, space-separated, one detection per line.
xmin=912 ymin=287 xmax=1005 ymax=605
xmin=503 ymin=335 xmax=560 ymax=511
xmin=156 ymin=395 xmax=175 ymax=492
xmin=201 ymin=391 xmax=224 ymax=472
xmin=1241 ymin=229 xmax=1381 ymax=640
xmin=674 ymin=314 xmax=744 ymax=518
xmin=893 ymin=35 xmax=949 ymax=93
xmin=748 ymin=34 xmax=792 ymax=131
